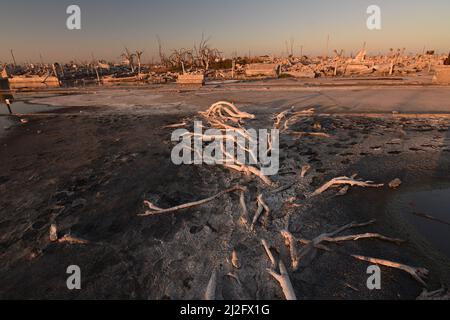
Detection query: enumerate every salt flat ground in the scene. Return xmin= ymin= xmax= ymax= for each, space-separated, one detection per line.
xmin=26 ymin=83 xmax=450 ymax=114
xmin=1 ymin=82 xmax=450 ymax=299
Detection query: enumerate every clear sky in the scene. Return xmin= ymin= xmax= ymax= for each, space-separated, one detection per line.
xmin=1 ymin=0 xmax=449 ymax=63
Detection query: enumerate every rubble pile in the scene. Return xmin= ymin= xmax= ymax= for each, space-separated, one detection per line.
xmin=277 ymin=49 xmax=447 ymax=78
xmin=1 ymin=46 xmax=449 ymax=86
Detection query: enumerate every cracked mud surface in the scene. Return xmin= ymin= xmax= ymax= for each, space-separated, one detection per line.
xmin=1 ymin=86 xmax=450 ymax=299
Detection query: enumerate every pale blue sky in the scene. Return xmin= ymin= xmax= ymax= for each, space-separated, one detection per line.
xmin=1 ymin=0 xmax=449 ymax=63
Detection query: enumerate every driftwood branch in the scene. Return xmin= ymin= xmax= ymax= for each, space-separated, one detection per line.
xmin=139 ymin=186 xmax=244 ymax=216
xmin=261 ymin=239 xmax=276 ymax=268
xmin=311 ymin=176 xmax=384 ymax=197
xmin=411 ymin=211 xmax=450 ymax=226
xmin=182 ymin=101 xmax=274 ymax=186
xmin=49 ymin=224 xmax=89 ymax=245
xmin=261 ymin=238 xmax=297 ymax=300
xmin=163 ymin=122 xmax=187 ymax=129
xmin=231 ymin=249 xmax=241 ymax=269
xmin=267 ymin=261 xmax=297 ymax=300
xmin=351 ymin=255 xmax=429 ymax=287
xmin=251 ymin=194 xmax=270 ymax=230
xmin=204 ymin=269 xmax=217 ymax=300
xmin=239 ymin=188 xmax=249 ymax=225
xmin=280 ymin=230 xmax=300 ymax=270
xmin=281 ymin=220 xmax=404 ymax=271
xmin=276 ymin=108 xmax=315 ymax=132
xmin=417 ymin=288 xmax=450 ymax=300
xmin=300 ymin=164 xmax=311 ymax=178
xmin=58 ymin=234 xmax=89 ymax=245
xmin=224 ymin=163 xmax=273 ymax=186
xmin=289 ymin=131 xmax=331 ymax=138
xmin=322 ymin=233 xmax=405 ymax=245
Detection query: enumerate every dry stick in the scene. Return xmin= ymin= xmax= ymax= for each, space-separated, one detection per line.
xmin=300 ymin=164 xmax=311 ymax=178
xmin=204 ymin=269 xmax=217 ymax=300
xmin=282 ymin=220 xmax=379 ymax=270
xmin=322 ymin=233 xmax=405 ymax=245
xmin=271 ymin=181 xmax=296 ymax=194
xmin=351 ymin=255 xmax=429 ymax=287
xmin=417 ymin=288 xmax=450 ymax=300
xmin=344 ymin=282 xmax=360 ymax=292
xmin=139 ymin=186 xmax=244 ymax=216
xmin=49 ymin=224 xmax=89 ymax=245
xmin=206 ymin=119 xmax=254 ymax=141
xmin=411 ymin=211 xmax=450 ymax=227
xmin=316 ymin=219 xmax=377 ymax=240
xmin=267 ymin=261 xmax=297 ymax=300
xmin=251 ymin=194 xmax=270 ymax=230
xmin=239 ymin=189 xmax=249 ymax=225
xmin=143 ymin=200 xmax=164 ymax=211
xmin=163 ymin=122 xmax=187 ymax=129
xmin=257 ymin=194 xmax=270 ymax=216
xmin=225 ymin=272 xmax=242 ymax=286
xmin=58 ymin=234 xmax=89 ymax=245
xmin=273 ymin=109 xmax=292 ymax=129
xmin=281 ymin=108 xmax=316 ymax=132
xmin=337 ymin=185 xmax=350 ymax=196
xmin=196 ymin=101 xmax=274 ymax=186
xmin=261 ymin=239 xmax=297 ymax=300
xmin=280 ymin=230 xmax=300 ymax=270
xmin=311 ymin=176 xmax=384 ymax=197
xmin=190 ymin=142 xmax=270 ymax=186
xmin=251 ymin=202 xmax=264 ymax=231
xmin=224 ymin=164 xmax=272 ymax=186
xmin=187 ymin=132 xmax=267 ymax=186
xmin=200 ymin=101 xmax=255 ymax=122
xmin=289 ymin=131 xmax=331 ymax=138
xmin=219 ymin=144 xmax=269 ymax=186
xmin=231 ymin=250 xmax=241 ymax=269
xmin=205 ymin=101 xmax=253 ymax=118
xmin=49 ymin=224 xmax=58 ymax=242
xmin=261 ymin=239 xmax=276 ymax=268
xmin=219 ymin=138 xmax=259 ymax=168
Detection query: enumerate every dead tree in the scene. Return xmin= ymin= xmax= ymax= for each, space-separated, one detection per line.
xmin=156 ymin=35 xmax=170 ymax=67
xmin=135 ymin=50 xmax=144 ymax=75
xmin=169 ymin=48 xmax=194 ymax=70
xmin=121 ymin=48 xmax=136 ymax=72
xmin=194 ymin=34 xmax=222 ymax=71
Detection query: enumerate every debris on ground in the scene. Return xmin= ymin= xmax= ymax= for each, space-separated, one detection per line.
xmin=388 ymin=178 xmax=402 ymax=189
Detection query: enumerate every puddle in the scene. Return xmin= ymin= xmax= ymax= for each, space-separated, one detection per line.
xmin=0 ymin=117 xmax=12 ymax=138
xmin=0 ymin=101 xmax=63 ymax=115
xmin=0 ymin=101 xmax=65 ymax=138
xmin=388 ymin=187 xmax=450 ymax=258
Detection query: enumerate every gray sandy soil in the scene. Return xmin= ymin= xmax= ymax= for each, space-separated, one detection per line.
xmin=1 ymin=82 xmax=450 ymax=299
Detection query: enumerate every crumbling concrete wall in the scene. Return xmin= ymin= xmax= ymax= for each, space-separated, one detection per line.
xmin=245 ymin=63 xmax=280 ymax=77
xmin=433 ymin=66 xmax=450 ymax=84
xmin=177 ymin=74 xmax=205 ymax=85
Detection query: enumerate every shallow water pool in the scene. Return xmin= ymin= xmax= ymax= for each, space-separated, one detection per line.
xmin=0 ymin=101 xmax=63 ymax=115
xmin=388 ymin=187 xmax=450 ymax=258
xmin=0 ymin=101 xmax=64 ymax=138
